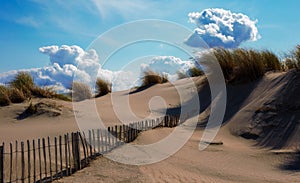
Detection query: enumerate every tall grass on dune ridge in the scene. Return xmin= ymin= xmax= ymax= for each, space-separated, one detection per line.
xmin=0 ymin=72 xmax=71 ymax=107
xmin=188 ymin=67 xmax=204 ymax=77
xmin=0 ymin=85 xmax=10 ymax=106
xmin=141 ymin=70 xmax=168 ymax=87
xmin=8 ymin=87 xmax=26 ymax=103
xmin=95 ymin=78 xmax=112 ymax=97
xmin=201 ymin=48 xmax=283 ymax=83
xmin=293 ymin=45 xmax=300 ymax=69
xmin=9 ymin=72 xmax=34 ymax=98
xmin=71 ymin=82 xmax=92 ymax=102
xmin=283 ymin=45 xmax=300 ymax=70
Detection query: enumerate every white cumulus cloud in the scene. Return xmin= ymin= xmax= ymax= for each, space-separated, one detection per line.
xmin=141 ymin=56 xmax=196 ymax=81
xmin=185 ymin=8 xmax=260 ymax=48
xmin=0 ymin=45 xmax=102 ymax=93
xmin=0 ymin=46 xmax=198 ymax=93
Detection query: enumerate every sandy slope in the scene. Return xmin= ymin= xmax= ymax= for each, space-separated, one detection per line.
xmin=59 ymin=127 xmax=300 ymax=183
xmin=1 ymin=71 xmax=300 ymax=182
xmin=0 ymin=98 xmax=78 ymax=143
xmin=60 ymin=71 xmax=300 ymax=183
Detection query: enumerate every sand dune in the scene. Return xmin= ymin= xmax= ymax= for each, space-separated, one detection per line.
xmin=1 ymin=71 xmax=300 ymax=182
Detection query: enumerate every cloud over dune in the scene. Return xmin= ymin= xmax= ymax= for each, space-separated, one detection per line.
xmin=0 ymin=45 xmax=195 ymax=93
xmin=185 ymin=8 xmax=260 ymax=48
xmin=141 ymin=56 xmax=196 ymax=81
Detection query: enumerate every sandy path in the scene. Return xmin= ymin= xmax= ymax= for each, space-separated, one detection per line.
xmin=58 ymin=127 xmax=300 ymax=183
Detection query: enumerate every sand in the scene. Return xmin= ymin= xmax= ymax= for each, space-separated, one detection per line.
xmin=1 ymin=72 xmax=300 ymax=182
xmin=59 ymin=127 xmax=300 ymax=183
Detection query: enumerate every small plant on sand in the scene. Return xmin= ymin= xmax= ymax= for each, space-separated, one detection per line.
xmin=95 ymin=78 xmax=112 ymax=97
xmin=71 ymin=82 xmax=92 ymax=102
xmin=9 ymin=72 xmax=34 ymax=97
xmin=0 ymin=85 xmax=11 ymax=106
xmin=283 ymin=45 xmax=300 ymax=70
xmin=31 ymin=86 xmax=56 ymax=98
xmin=142 ymin=70 xmax=168 ymax=87
xmin=294 ymin=45 xmax=300 ymax=69
xmin=8 ymin=87 xmax=26 ymax=103
xmin=188 ymin=67 xmax=204 ymax=77
xmin=284 ymin=58 xmax=298 ymax=70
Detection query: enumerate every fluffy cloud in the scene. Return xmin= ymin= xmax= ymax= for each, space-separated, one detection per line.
xmin=141 ymin=56 xmax=196 ymax=81
xmin=0 ymin=45 xmax=102 ymax=93
xmin=185 ymin=8 xmax=260 ymax=48
xmin=0 ymin=46 xmax=197 ymax=93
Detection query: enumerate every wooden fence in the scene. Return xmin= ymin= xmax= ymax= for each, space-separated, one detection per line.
xmin=0 ymin=115 xmax=182 ymax=183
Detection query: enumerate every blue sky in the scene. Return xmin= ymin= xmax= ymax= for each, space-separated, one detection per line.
xmin=1 ymin=0 xmax=300 ymax=73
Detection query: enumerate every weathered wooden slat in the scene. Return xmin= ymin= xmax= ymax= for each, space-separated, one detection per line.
xmin=59 ymin=136 xmax=63 ymax=178
xmin=15 ymin=141 xmax=18 ymax=182
xmin=0 ymin=144 xmax=4 ymax=183
xmin=88 ymin=130 xmax=92 ymax=158
xmin=97 ymin=129 xmax=100 ymax=153
xmin=92 ymin=130 xmax=96 ymax=155
xmin=54 ymin=137 xmax=58 ymax=180
xmin=38 ymin=139 xmax=42 ymax=182
xmin=67 ymin=134 xmax=72 ymax=175
xmin=78 ymin=132 xmax=87 ymax=167
xmin=82 ymin=132 xmax=89 ymax=163
xmin=32 ymin=140 xmax=36 ymax=183
xmin=21 ymin=142 xmax=25 ymax=183
xmin=42 ymin=138 xmax=47 ymax=179
xmin=64 ymin=134 xmax=69 ymax=176
xmin=9 ymin=143 xmax=12 ymax=183
xmin=27 ymin=140 xmax=31 ymax=183
xmin=75 ymin=133 xmax=81 ymax=170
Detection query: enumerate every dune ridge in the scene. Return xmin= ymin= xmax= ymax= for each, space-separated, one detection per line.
xmin=1 ymin=71 xmax=300 ymax=182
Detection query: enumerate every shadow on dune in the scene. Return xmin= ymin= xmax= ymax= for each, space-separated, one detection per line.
xmin=165 ymin=71 xmax=300 ymax=150
xmin=280 ymin=153 xmax=300 ymax=171
xmin=165 ymin=78 xmax=260 ymax=129
xmin=126 ymin=84 xmax=155 ymax=95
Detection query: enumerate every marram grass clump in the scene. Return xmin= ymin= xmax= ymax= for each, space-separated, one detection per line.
xmin=0 ymin=85 xmax=11 ymax=106
xmin=95 ymin=78 xmax=112 ymax=97
xmin=71 ymin=82 xmax=92 ymax=102
xmin=141 ymin=70 xmax=168 ymax=87
xmin=200 ymin=48 xmax=284 ymax=83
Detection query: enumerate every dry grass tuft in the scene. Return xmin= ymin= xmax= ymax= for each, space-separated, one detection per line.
xmin=0 ymin=85 xmax=11 ymax=106
xmin=95 ymin=78 xmax=112 ymax=97
xmin=71 ymin=82 xmax=92 ymax=102
xmin=9 ymin=72 xmax=34 ymax=97
xmin=142 ymin=70 xmax=168 ymax=87
xmin=188 ymin=67 xmax=204 ymax=77
xmin=283 ymin=45 xmax=300 ymax=70
xmin=201 ymin=48 xmax=284 ymax=84
xmin=8 ymin=87 xmax=26 ymax=103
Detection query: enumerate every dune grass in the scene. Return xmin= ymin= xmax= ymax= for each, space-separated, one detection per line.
xmin=0 ymin=72 xmax=71 ymax=106
xmin=141 ymin=70 xmax=168 ymax=87
xmin=95 ymin=78 xmax=112 ymax=97
xmin=283 ymin=45 xmax=300 ymax=70
xmin=201 ymin=48 xmax=284 ymax=83
xmin=188 ymin=67 xmax=204 ymax=77
xmin=71 ymin=82 xmax=92 ymax=102
xmin=0 ymin=85 xmax=11 ymax=106
xmin=9 ymin=72 xmax=34 ymax=97
xmin=8 ymin=87 xmax=26 ymax=103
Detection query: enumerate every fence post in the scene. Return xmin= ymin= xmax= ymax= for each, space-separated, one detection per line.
xmin=74 ymin=133 xmax=80 ymax=171
xmin=0 ymin=144 xmax=4 ymax=183
xmin=27 ymin=140 xmax=31 ymax=183
xmin=21 ymin=141 xmax=25 ymax=183
xmin=78 ymin=132 xmax=87 ymax=167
